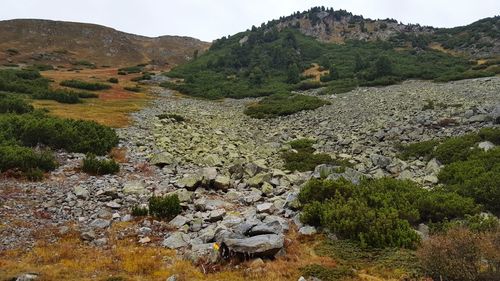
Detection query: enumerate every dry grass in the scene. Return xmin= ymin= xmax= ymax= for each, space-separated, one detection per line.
xmin=110 ymin=147 xmax=128 ymax=163
xmin=303 ymin=63 xmax=328 ymax=81
xmin=30 ymin=68 xmax=153 ymax=128
xmin=0 ymin=225 xmax=341 ymax=281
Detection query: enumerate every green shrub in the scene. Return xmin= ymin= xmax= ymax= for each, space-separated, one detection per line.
xmin=0 ymin=113 xmax=119 ymax=155
xmin=32 ymin=90 xmax=81 ymax=104
xmin=283 ymin=151 xmax=334 ymax=172
xmin=156 ymin=113 xmax=186 ymax=122
xmin=288 ymin=138 xmax=316 ymax=152
xmin=82 ymin=153 xmax=119 ymax=175
xmin=323 ymin=79 xmax=358 ymax=94
xmin=31 ymin=64 xmax=54 ymax=71
xmin=397 ymin=140 xmax=439 ymax=160
xmin=439 ymin=148 xmax=500 ymax=213
xmin=433 ymin=134 xmax=480 ymax=164
xmin=124 ymin=86 xmax=142 ymax=92
xmin=0 ymin=95 xmax=34 ymax=114
xmin=108 ymin=78 xmax=119 ymax=84
xmin=0 ymin=145 xmax=56 ymax=173
xmin=117 ymin=71 xmax=127 ymax=75
xmin=298 ymin=177 xmax=479 ymax=248
xmin=478 ymin=127 xmax=500 ymax=145
xmin=295 ymin=80 xmax=322 ymax=91
xmin=148 ymin=195 xmax=181 ymax=220
xmin=244 ymin=93 xmax=330 ymax=119
xmin=118 ymin=66 xmax=143 ymax=74
xmin=300 ymin=264 xmax=354 ymax=281
xmin=60 ymin=79 xmax=111 ymax=91
xmin=131 ymin=205 xmax=148 ymax=217
xmin=24 ymin=168 xmax=44 ymax=181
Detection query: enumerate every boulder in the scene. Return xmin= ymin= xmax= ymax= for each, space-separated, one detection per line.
xmin=169 ymin=215 xmax=189 ymax=228
xmin=123 ymin=180 xmax=147 ymax=195
xmin=73 ymin=186 xmax=89 ymax=199
xmin=213 ymin=175 xmax=231 ymax=191
xmin=15 ymin=274 xmax=38 ymax=281
xmin=247 ymin=220 xmax=282 ymax=236
xmin=261 ymin=182 xmax=274 ymax=195
xmin=370 ymin=154 xmax=391 ymax=168
xmin=247 ymin=173 xmax=272 ymax=187
xmin=168 ymin=188 xmax=193 ymax=203
xmin=150 ymin=152 xmax=175 ymax=167
xmin=223 ymin=234 xmax=284 ymax=257
xmin=256 ymin=202 xmax=275 ymax=214
xmin=299 ymin=226 xmax=317 ymax=236
xmin=162 ymin=232 xmax=190 ymax=249
xmin=89 ymin=218 xmax=111 ymax=229
xmin=176 ymin=175 xmax=200 ymax=191
xmin=478 ymin=141 xmax=495 ymax=152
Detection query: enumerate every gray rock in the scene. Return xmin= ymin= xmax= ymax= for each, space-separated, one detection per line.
xmin=73 ymin=186 xmax=89 ymax=199
xmin=208 ymin=209 xmax=226 ymax=222
xmin=469 ymin=114 xmax=491 ymax=123
xmin=150 ymin=151 xmax=175 ymax=166
xmin=123 ymin=180 xmax=147 ymax=195
xmin=313 ymin=164 xmax=340 ymax=178
xmin=256 ymin=202 xmax=274 ymax=214
xmin=166 ymin=275 xmax=178 ymax=281
xmin=370 ymin=154 xmax=391 ymax=168
xmin=299 ymin=226 xmax=317 ymax=236
xmin=478 ymin=141 xmax=495 ymax=152
xmin=176 ymin=175 xmax=200 ymax=191
xmin=224 ymin=234 xmax=284 ymax=257
xmin=248 ymin=220 xmax=282 ymax=236
xmin=169 ymin=215 xmax=189 ymax=228
xmin=105 ymin=201 xmax=121 ymax=209
xmin=15 ymin=273 xmax=38 ymax=281
xmin=213 ymin=175 xmax=231 ymax=191
xmin=168 ymin=188 xmax=193 ymax=203
xmin=81 ymin=230 xmax=96 ymax=241
xmin=490 ymin=104 xmax=500 ymax=123
xmin=426 ymin=158 xmax=441 ymax=175
xmin=89 ymin=218 xmax=111 ymax=229
xmin=162 ymin=232 xmax=190 ymax=249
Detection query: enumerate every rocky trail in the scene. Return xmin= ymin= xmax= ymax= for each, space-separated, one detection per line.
xmin=1 ymin=77 xmax=499 ymax=262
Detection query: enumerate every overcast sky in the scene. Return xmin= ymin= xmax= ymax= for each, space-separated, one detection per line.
xmin=1 ymin=0 xmax=499 ymax=41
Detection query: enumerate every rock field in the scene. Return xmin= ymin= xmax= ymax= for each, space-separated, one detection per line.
xmin=1 ymin=76 xmax=499 ymax=261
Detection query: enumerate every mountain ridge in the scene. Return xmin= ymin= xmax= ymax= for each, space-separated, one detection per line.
xmin=0 ymin=18 xmax=210 ymax=67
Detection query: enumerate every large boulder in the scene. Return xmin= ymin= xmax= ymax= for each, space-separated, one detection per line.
xmin=162 ymin=232 xmax=190 ymax=249
xmin=150 ymin=152 xmax=175 ymax=167
xmin=123 ymin=180 xmax=147 ymax=195
xmin=223 ymin=234 xmax=284 ymax=257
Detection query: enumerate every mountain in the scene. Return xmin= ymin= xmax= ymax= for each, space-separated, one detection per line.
xmin=269 ymin=7 xmax=500 ymax=58
xmin=164 ymin=7 xmax=500 ymax=100
xmin=0 ymin=19 xmax=210 ymax=67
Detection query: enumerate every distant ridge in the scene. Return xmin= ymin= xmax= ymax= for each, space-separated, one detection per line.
xmin=0 ymin=19 xmax=210 ymax=67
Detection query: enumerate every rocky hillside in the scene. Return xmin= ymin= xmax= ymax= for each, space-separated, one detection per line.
xmin=0 ymin=19 xmax=210 ymax=67
xmin=270 ymin=7 xmax=500 ymax=58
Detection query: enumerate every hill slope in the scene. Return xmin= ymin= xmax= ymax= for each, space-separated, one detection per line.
xmin=0 ymin=19 xmax=210 ymax=67
xmin=165 ymin=7 xmax=500 ymax=101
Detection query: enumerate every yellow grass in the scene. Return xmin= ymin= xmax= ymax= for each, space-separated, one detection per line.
xmin=30 ymin=68 xmax=153 ymax=128
xmin=303 ymin=63 xmax=328 ymax=81
xmin=0 ymin=226 xmax=342 ymax=281
xmin=32 ymin=96 xmax=149 ymax=128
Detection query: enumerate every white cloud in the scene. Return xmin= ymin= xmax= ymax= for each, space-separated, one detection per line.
xmin=0 ymin=0 xmax=498 ymax=41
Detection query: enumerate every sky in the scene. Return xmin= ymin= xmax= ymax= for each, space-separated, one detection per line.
xmin=0 ymin=0 xmax=499 ymax=41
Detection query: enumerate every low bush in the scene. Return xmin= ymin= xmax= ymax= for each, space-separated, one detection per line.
xmin=417 ymin=227 xmax=499 ymax=281
xmin=0 ymin=144 xmax=56 ymax=173
xmin=0 ymin=113 xmax=119 ymax=155
xmin=323 ymin=79 xmax=358 ymax=94
xmin=295 ymin=80 xmax=323 ymax=91
xmin=148 ymin=194 xmax=181 ymax=220
xmin=244 ymin=93 xmax=330 ymax=119
xmin=299 ymin=177 xmax=479 ymax=248
xmin=108 ymin=78 xmax=119 ymax=84
xmin=82 ymin=154 xmax=120 ymax=175
xmin=439 ymin=148 xmax=500 ymax=213
xmin=124 ymin=86 xmax=142 ymax=92
xmin=76 ymin=91 xmax=98 ymax=99
xmin=31 ymin=64 xmax=54 ymax=71
xmin=60 ymin=79 xmax=111 ymax=91
xmin=479 ymin=127 xmax=500 ymax=145
xmin=397 ymin=139 xmax=439 ymax=160
xmin=32 ymin=90 xmax=81 ymax=104
xmin=0 ymin=94 xmax=34 ymax=114
xmin=156 ymin=113 xmax=186 ymax=122
xmin=433 ymin=134 xmax=480 ymax=164
xmin=300 ymin=264 xmax=354 ymax=281
xmin=131 ymin=205 xmax=148 ymax=217
xmin=288 ymin=138 xmax=316 ymax=152
xmin=434 ymin=70 xmax=495 ymax=82
xmin=118 ymin=66 xmax=143 ymax=74
xmin=283 ymin=151 xmax=334 ymax=172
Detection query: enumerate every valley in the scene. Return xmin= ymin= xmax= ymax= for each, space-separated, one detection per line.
xmin=0 ymin=5 xmax=499 ymax=281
